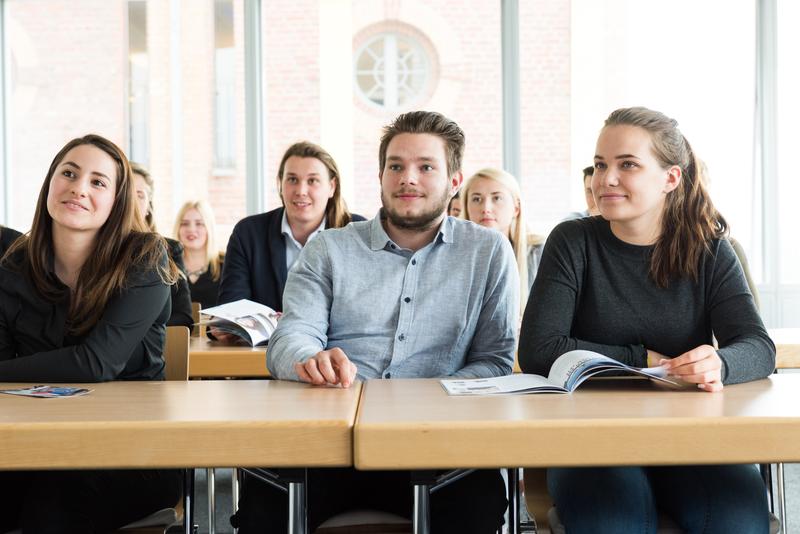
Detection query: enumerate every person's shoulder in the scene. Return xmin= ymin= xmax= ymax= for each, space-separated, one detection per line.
xmin=350 ymin=212 xmax=367 ymax=222
xmin=451 ymin=217 xmax=508 ymax=251
xmin=0 ymin=226 xmax=22 ymax=250
xmin=549 ymin=215 xmax=605 ymax=246
xmin=232 ymin=207 xmax=283 ymax=233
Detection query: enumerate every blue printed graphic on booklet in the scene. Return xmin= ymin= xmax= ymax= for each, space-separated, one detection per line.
xmin=0 ymin=385 xmax=92 ymax=398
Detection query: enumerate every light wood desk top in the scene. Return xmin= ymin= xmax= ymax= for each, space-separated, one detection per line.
xmin=771 ymin=328 xmax=800 ymax=368
xmin=189 ymin=336 xmax=270 ymax=378
xmin=354 ymin=375 xmax=800 ymax=470
xmin=0 ymin=380 xmax=359 ymax=470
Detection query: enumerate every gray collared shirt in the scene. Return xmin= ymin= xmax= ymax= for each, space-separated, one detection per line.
xmin=268 ymin=213 xmax=519 ymax=380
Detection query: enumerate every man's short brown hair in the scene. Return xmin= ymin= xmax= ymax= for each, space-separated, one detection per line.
xmin=379 ymin=111 xmax=465 ymax=178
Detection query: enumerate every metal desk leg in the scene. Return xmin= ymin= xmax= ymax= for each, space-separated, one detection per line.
xmin=413 ymin=483 xmax=431 ymax=534
xmin=232 ymin=467 xmax=240 ymax=533
xmin=507 ymin=468 xmax=520 ymax=534
xmin=777 ymin=463 xmax=787 ymax=534
xmin=184 ymin=469 xmax=195 ymax=534
xmin=207 ymin=468 xmax=216 ymax=534
xmin=288 ymin=479 xmax=307 ymax=534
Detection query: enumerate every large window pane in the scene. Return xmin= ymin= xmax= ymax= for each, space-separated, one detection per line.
xmin=777 ymin=0 xmax=800 ymax=285
xmin=520 ymin=0 xmax=757 ymax=278
xmin=261 ymin=0 xmax=503 ymax=220
xmin=6 ymin=0 xmax=246 ymax=250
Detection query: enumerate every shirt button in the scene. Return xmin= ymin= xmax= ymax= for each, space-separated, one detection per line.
xmin=404 ymin=297 xmax=411 ymax=303
xmin=411 ymin=259 xmax=417 ymax=265
xmin=391 ymin=244 xmax=397 ymax=249
xmin=385 ymin=372 xmax=392 ymax=379
xmin=398 ymin=333 xmax=405 ymax=341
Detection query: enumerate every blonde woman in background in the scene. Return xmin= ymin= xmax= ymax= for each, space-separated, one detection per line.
xmin=461 ymin=167 xmax=544 ymax=311
xmin=173 ymin=200 xmax=224 ymax=309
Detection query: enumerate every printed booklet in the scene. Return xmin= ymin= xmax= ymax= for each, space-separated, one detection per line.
xmin=440 ymin=349 xmax=679 ymax=395
xmin=199 ymin=299 xmax=280 ymax=346
xmin=0 ymin=385 xmax=92 ymax=398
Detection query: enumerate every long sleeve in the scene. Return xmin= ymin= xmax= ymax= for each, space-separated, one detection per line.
xmin=166 ymin=239 xmax=193 ymax=329
xmin=518 ymin=222 xmax=648 ymax=376
xmin=0 ymin=268 xmax=170 ymax=382
xmin=266 ymin=236 xmax=332 ymax=381
xmin=218 ymin=222 xmax=253 ymax=304
xmin=708 ymin=239 xmax=775 ymax=384
xmin=449 ymin=238 xmax=517 ymax=378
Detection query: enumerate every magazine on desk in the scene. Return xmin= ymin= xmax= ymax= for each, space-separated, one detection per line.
xmin=440 ymin=349 xmax=680 ymax=395
xmin=199 ymin=299 xmax=279 ymax=346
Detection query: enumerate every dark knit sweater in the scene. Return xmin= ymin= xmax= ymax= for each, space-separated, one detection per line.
xmin=519 ymin=216 xmax=775 ymax=384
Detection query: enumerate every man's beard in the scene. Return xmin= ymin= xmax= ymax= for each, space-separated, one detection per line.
xmin=381 ymin=187 xmax=450 ymax=230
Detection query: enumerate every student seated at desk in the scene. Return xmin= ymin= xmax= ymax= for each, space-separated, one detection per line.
xmin=232 ymin=112 xmax=518 ymax=533
xmin=519 ymin=107 xmax=775 ymax=534
xmin=0 ymin=134 xmax=183 ymax=532
xmin=173 ymin=200 xmax=224 ymax=308
xmin=0 ymin=225 xmax=22 ymax=256
xmin=214 ymin=141 xmax=363 ymax=340
xmin=460 ymin=167 xmax=545 ymax=312
xmin=131 ymin=162 xmax=194 ymax=329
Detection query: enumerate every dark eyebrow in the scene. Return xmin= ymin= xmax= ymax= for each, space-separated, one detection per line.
xmin=387 ymin=156 xmax=437 ymax=162
xmin=61 ymin=161 xmax=111 ymax=181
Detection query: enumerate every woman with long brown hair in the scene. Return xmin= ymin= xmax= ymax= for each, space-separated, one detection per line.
xmin=519 ymin=107 xmax=774 ymax=533
xmin=0 ymin=134 xmax=183 ymax=531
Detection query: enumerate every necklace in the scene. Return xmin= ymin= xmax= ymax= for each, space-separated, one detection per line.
xmin=187 ymin=266 xmax=208 ymax=279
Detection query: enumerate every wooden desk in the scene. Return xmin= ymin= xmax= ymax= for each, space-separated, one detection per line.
xmin=356 ymin=376 xmax=800 ymax=534
xmin=0 ymin=380 xmax=359 ymax=470
xmin=771 ymin=328 xmax=800 ymax=369
xmin=355 ymin=375 xmax=800 ymax=469
xmin=188 ymin=337 xmax=269 ymax=378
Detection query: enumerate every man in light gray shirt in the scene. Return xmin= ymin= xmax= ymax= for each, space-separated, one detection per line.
xmin=233 ymin=111 xmax=518 ymax=534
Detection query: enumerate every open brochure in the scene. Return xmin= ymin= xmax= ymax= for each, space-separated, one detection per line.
xmin=440 ymin=349 xmax=680 ymax=395
xmin=0 ymin=385 xmax=92 ymax=398
xmin=199 ymin=299 xmax=280 ymax=346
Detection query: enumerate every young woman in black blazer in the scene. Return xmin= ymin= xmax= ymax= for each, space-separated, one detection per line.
xmin=0 ymin=134 xmax=183 ymax=532
xmin=173 ymin=199 xmax=224 ymax=308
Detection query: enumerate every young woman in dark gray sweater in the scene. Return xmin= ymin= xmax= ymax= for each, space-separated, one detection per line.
xmin=520 ymin=107 xmax=774 ymax=534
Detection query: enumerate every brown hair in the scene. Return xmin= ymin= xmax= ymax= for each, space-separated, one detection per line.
xmin=4 ymin=134 xmax=178 ymax=336
xmin=130 ymin=162 xmax=156 ymax=231
xmin=276 ymin=141 xmax=354 ymax=228
xmin=379 ymin=111 xmax=465 ymax=178
xmin=603 ymin=107 xmax=728 ymax=287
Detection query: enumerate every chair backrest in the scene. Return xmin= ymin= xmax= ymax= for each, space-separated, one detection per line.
xmin=190 ymin=302 xmax=202 ymax=337
xmin=164 ymin=326 xmax=190 ymax=381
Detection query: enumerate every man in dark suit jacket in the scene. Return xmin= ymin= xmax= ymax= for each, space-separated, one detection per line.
xmin=218 ymin=207 xmax=365 ymax=311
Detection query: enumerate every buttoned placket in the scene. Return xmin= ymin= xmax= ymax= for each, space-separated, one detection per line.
xmin=382 ymin=242 xmax=430 ymax=378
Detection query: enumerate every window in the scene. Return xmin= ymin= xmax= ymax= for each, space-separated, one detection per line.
xmin=354 ymin=31 xmax=433 ymax=111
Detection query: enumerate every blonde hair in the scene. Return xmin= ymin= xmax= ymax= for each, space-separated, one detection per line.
xmin=461 ymin=167 xmax=532 ymax=310
xmin=173 ymin=200 xmax=223 ymax=281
